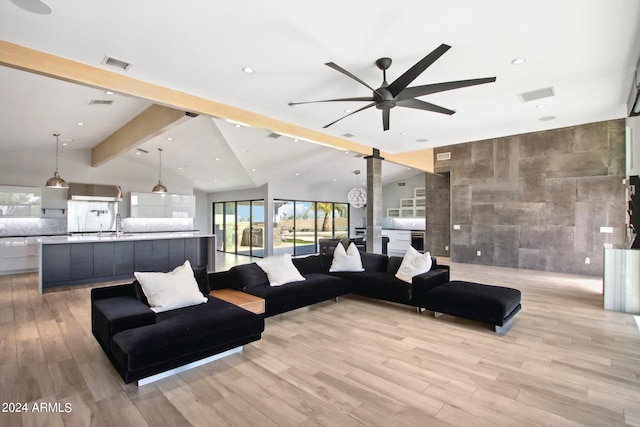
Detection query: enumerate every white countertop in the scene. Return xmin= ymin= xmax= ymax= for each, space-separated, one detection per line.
xmin=40 ymin=232 xmax=215 ymax=244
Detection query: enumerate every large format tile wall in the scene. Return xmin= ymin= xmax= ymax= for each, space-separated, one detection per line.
xmin=432 ymin=119 xmax=626 ymax=276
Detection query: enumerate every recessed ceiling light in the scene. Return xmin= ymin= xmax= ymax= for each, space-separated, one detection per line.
xmin=295 ymin=173 xmax=300 ymax=176
xmin=242 ymin=67 xmax=254 ymax=74
xmin=511 ymin=58 xmax=526 ymax=65
xmin=76 ymin=122 xmax=84 ymax=126
xmin=293 ymin=138 xmax=299 ymax=142
xmin=344 ymin=151 xmax=349 ymax=154
xmin=536 ymin=104 xmax=546 ymax=109
xmin=105 ymin=91 xmax=114 ymax=95
xmin=539 ymin=115 xmax=557 ymax=121
xmin=344 ymin=109 xmax=352 ymax=113
xmin=167 ymin=137 xmax=173 ymax=141
xmin=332 ymin=178 xmax=337 ymax=182
xmin=400 ymin=132 xmax=407 ymax=136
xmin=251 ymin=168 xmax=256 ymax=172
xmin=215 ymin=157 xmax=220 ymax=161
xmin=234 ymin=124 xmax=241 ymax=128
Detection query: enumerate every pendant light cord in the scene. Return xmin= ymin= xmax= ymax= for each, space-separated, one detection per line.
xmin=54 ymin=133 xmax=61 ymax=172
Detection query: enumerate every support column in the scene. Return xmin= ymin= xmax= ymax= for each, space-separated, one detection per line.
xmin=365 ymin=149 xmax=383 ymax=253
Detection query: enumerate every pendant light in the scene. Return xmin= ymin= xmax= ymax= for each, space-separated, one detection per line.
xmin=45 ymin=133 xmax=68 ymax=188
xmin=347 ymin=169 xmax=367 ymax=208
xmin=152 ymin=148 xmax=168 ymax=193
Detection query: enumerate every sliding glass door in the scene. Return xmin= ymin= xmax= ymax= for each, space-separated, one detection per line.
xmin=214 ymin=200 xmax=265 ymax=257
xmin=273 ymin=199 xmax=349 ymax=256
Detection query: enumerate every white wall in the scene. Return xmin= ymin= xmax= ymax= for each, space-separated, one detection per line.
xmin=382 ymin=172 xmax=426 ymax=214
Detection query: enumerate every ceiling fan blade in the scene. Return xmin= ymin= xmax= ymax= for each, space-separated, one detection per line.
xmin=382 ymin=108 xmax=390 ymax=131
xmin=325 ymin=62 xmax=381 ymax=95
xmin=288 ymin=97 xmax=374 ymax=106
xmin=397 ymin=98 xmax=455 ymax=115
xmin=397 ymin=77 xmax=497 ymax=101
xmin=387 ymin=44 xmax=451 ymax=98
xmin=323 ymin=102 xmax=376 ymax=128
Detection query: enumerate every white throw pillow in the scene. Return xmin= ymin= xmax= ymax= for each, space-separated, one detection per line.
xmin=329 ymin=242 xmax=364 ymax=272
xmin=256 ymin=253 xmax=306 ymax=286
xmin=134 ymin=260 xmax=207 ymax=313
xmin=395 ymin=246 xmax=433 ymax=283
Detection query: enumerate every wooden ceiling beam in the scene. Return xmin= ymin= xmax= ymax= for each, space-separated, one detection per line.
xmin=0 ymin=40 xmax=433 ymax=172
xmin=91 ymin=105 xmax=194 ymax=166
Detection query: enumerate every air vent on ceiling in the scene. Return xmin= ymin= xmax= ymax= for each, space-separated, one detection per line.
xmin=517 ymin=87 xmax=555 ymax=103
xmin=397 ymin=182 xmax=406 ymax=187
xmin=353 ymin=153 xmax=365 ymax=158
xmin=436 ymin=152 xmax=452 ymax=161
xmin=89 ymin=99 xmax=114 ymax=106
xmin=102 ymin=56 xmax=132 ymax=71
xmin=342 ymin=133 xmax=355 ymax=138
xmin=267 ymin=132 xmax=281 ymax=139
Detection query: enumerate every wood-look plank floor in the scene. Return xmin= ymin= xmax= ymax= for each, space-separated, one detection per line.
xmin=1 ymin=261 xmax=639 ymax=426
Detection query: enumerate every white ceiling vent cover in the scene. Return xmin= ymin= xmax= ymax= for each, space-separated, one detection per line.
xmin=517 ymin=87 xmax=555 ymax=103
xmin=436 ymin=152 xmax=452 ymax=161
xmin=89 ymin=99 xmax=114 ymax=106
xmin=102 ymin=56 xmax=132 ymax=71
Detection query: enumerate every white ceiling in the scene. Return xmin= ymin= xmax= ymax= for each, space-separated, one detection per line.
xmin=1 ymin=0 xmax=639 ymax=192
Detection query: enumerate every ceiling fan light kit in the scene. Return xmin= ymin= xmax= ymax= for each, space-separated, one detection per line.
xmin=290 ymin=43 xmax=496 ymax=131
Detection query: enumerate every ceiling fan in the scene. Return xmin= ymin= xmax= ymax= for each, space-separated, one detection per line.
xmin=289 ymin=44 xmax=496 ymax=131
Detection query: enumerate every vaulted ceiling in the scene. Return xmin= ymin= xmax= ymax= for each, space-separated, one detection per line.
xmin=1 ymin=0 xmax=639 ymax=192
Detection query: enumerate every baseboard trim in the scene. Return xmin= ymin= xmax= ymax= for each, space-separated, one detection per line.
xmin=137 ymin=346 xmax=243 ymax=386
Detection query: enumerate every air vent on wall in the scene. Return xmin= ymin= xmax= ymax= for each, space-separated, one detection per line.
xmin=436 ymin=152 xmax=452 ymax=161
xmin=517 ymin=87 xmax=555 ymax=103
xmin=89 ymin=99 xmax=114 ymax=106
xmin=102 ymin=56 xmax=132 ymax=71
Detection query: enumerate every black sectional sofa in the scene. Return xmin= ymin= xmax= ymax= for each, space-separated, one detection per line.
xmin=91 ymin=250 xmax=521 ymax=384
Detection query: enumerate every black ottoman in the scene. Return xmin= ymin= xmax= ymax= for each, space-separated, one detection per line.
xmin=420 ymin=280 xmax=521 ymax=334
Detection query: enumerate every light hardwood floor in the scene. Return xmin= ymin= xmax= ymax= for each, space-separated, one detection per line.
xmin=1 ymin=260 xmax=639 ymax=426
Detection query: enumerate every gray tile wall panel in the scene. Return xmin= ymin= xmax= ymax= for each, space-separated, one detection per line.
xmin=432 ymin=119 xmax=626 ymax=276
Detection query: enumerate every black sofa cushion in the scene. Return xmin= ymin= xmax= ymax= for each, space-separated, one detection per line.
xmin=230 ymin=263 xmax=269 ymax=289
xmin=333 ymin=271 xmax=414 ymax=304
xmin=292 ymin=254 xmax=332 ymax=275
xmin=92 ymin=296 xmax=156 ymax=353
xmin=241 ymin=273 xmax=350 ymax=317
xmin=421 ymin=280 xmax=521 ymax=326
xmin=110 ymin=296 xmax=264 ymax=382
xmin=360 ymin=251 xmax=388 ymax=272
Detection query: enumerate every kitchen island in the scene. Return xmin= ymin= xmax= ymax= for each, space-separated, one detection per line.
xmin=39 ymin=232 xmax=215 ymax=293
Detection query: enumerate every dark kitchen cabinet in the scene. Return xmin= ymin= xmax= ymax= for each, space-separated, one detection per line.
xmin=114 ymin=241 xmax=134 ymax=275
xmin=70 ymin=243 xmax=93 ymax=280
xmin=41 ymin=244 xmax=70 ymax=285
xmin=94 ymin=242 xmax=115 ymax=277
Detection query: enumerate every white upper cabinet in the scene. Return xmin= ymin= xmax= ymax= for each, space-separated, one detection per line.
xmin=0 ymin=185 xmax=41 ymax=217
xmin=130 ymin=192 xmax=195 ymax=218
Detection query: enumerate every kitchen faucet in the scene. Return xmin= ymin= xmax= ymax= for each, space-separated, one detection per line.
xmin=115 ymin=213 xmax=123 ymax=235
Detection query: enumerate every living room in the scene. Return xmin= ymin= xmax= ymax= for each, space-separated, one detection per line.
xmin=2 ymin=1 xmax=640 ymax=426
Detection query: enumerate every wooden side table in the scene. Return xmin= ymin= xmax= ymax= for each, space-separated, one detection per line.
xmin=209 ymin=289 xmax=265 ymax=315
